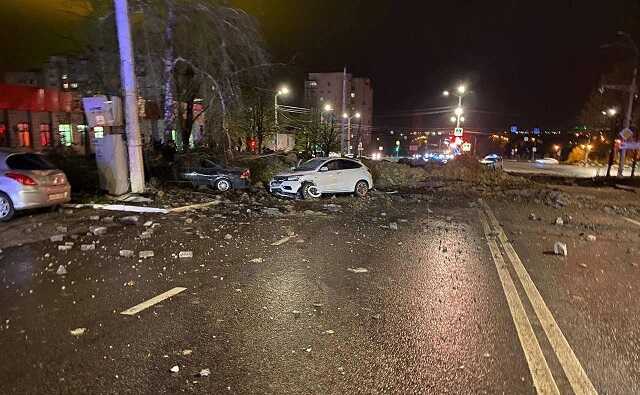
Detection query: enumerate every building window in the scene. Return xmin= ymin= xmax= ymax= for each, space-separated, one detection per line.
xmin=59 ymin=124 xmax=73 ymax=146
xmin=93 ymin=126 xmax=104 ymax=139
xmin=77 ymin=125 xmax=87 ymax=145
xmin=17 ymin=122 xmax=31 ymax=147
xmin=40 ymin=124 xmax=51 ymax=147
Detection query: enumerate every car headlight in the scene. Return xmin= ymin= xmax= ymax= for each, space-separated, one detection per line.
xmin=286 ymin=176 xmax=300 ymax=181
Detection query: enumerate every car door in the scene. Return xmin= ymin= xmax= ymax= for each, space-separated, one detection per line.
xmin=337 ymin=159 xmax=363 ymax=192
xmin=316 ymin=160 xmax=340 ymax=192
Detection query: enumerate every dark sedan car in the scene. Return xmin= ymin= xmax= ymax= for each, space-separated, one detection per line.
xmin=176 ymin=158 xmax=250 ymax=192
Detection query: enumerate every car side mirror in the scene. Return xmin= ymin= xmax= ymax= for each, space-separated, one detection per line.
xmin=319 ymin=166 xmax=329 ymax=172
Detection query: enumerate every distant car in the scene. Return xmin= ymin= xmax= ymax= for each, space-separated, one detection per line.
xmin=0 ymin=149 xmax=71 ymax=221
xmin=535 ymin=157 xmax=560 ymax=165
xmin=269 ymin=157 xmax=373 ymax=199
xmin=480 ymin=154 xmax=504 ymax=170
xmin=176 ymin=158 xmax=250 ymax=192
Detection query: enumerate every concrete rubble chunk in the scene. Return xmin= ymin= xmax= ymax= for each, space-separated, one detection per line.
xmin=50 ymin=234 xmax=64 ymax=242
xmin=224 ymin=233 xmax=233 ymax=240
xmin=586 ymin=234 xmax=597 ymax=242
xmin=102 ymin=216 xmax=114 ymax=223
xmin=139 ymin=250 xmax=155 ymax=259
xmin=58 ymin=245 xmax=72 ymax=251
xmin=56 ymin=226 xmax=68 ymax=233
xmin=347 ymin=267 xmax=369 ymax=273
xmin=56 ymin=265 xmax=68 ymax=275
xmin=119 ymin=250 xmax=134 ymax=258
xmin=178 ymin=251 xmax=193 ymax=259
xmin=139 ymin=231 xmax=153 ymax=240
xmin=249 ymin=258 xmax=264 ymax=263
xmin=89 ymin=215 xmax=100 ymax=221
xmin=119 ymin=215 xmax=140 ymax=225
xmin=90 ymin=226 xmax=108 ymax=236
xmin=81 ymin=244 xmax=96 ymax=251
xmin=554 ymin=217 xmax=564 ymax=226
xmin=553 ymin=242 xmax=568 ymax=256
xmin=70 ymin=328 xmax=86 ymax=336
xmin=528 ymin=213 xmax=537 ymax=221
xmin=143 ymin=221 xmax=153 ymax=227
xmin=389 ymin=222 xmax=398 ymax=230
xmin=170 ymin=365 xmax=179 ymax=373
xmin=199 ymin=368 xmax=211 ymax=377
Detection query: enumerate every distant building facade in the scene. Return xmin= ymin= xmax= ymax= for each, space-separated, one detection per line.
xmin=305 ymin=71 xmax=374 ymax=154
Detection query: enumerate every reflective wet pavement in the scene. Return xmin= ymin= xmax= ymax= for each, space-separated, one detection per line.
xmin=0 ymin=191 xmax=636 ymax=393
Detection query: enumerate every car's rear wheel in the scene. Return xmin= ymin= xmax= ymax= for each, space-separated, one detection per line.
xmin=354 ymin=180 xmax=369 ymax=197
xmin=0 ymin=192 xmax=15 ymax=222
xmin=301 ymin=183 xmax=321 ymax=199
xmin=215 ymin=178 xmax=232 ymax=192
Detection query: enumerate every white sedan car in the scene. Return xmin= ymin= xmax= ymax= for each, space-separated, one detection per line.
xmin=270 ymin=157 xmax=373 ymax=199
xmin=535 ymin=157 xmax=560 ymax=165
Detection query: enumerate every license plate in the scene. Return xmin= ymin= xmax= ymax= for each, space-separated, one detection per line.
xmin=49 ymin=193 xmax=65 ymax=201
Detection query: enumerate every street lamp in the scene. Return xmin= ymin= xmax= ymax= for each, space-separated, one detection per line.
xmin=274 ymin=86 xmax=290 ymax=129
xmin=321 ymin=103 xmax=333 ymax=124
xmin=442 ymin=84 xmax=470 ymax=129
xmin=450 ymin=116 xmax=457 ymax=123
xmin=342 ymin=111 xmax=361 ymax=155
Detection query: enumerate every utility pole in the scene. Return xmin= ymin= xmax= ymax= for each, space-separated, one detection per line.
xmin=618 ymin=66 xmax=637 ymax=176
xmin=341 ymin=66 xmax=348 ymax=154
xmin=114 ymin=0 xmax=145 ymax=193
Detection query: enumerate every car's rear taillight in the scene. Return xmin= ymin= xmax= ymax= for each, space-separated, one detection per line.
xmin=5 ymin=172 xmax=38 ymax=186
xmin=240 ymin=169 xmax=250 ymax=179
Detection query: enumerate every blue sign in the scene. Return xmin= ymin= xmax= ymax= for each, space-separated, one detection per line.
xmin=533 ymin=127 xmax=541 ymax=135
xmin=510 ymin=126 xmax=518 ymax=133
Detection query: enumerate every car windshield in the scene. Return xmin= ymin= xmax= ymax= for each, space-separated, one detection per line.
xmin=6 ymin=153 xmax=57 ymax=170
xmin=295 ymin=158 xmax=326 ymax=171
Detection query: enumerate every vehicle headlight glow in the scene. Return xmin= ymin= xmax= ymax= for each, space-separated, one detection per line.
xmin=286 ymin=176 xmax=300 ymax=181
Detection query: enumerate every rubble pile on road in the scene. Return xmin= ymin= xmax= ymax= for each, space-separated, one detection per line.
xmin=363 ymin=160 xmax=428 ymax=189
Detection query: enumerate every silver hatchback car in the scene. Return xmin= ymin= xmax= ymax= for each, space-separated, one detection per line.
xmin=0 ymin=149 xmax=71 ymax=221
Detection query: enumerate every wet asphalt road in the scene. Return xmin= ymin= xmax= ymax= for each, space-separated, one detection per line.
xmin=0 ymin=189 xmax=628 ymax=394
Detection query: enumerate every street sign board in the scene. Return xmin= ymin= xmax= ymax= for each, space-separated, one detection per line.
xmin=620 ymin=128 xmax=633 ymax=141
xmin=454 ymin=127 xmax=463 ymax=137
xmin=462 ymin=142 xmax=471 ymax=152
xmin=532 ymin=146 xmax=537 ymax=152
xmin=510 ymin=126 xmax=518 ymax=133
xmin=524 ymin=136 xmax=529 ymax=142
xmin=533 ymin=127 xmax=541 ymax=135
xmin=621 ymin=142 xmax=640 ymax=150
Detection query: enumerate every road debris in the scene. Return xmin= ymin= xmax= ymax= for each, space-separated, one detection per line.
xmin=182 ymin=349 xmax=192 ymax=356
xmin=139 ymin=250 xmax=155 ymax=259
xmin=170 ymin=365 xmax=180 ymax=373
xmin=199 ymin=368 xmax=211 ymax=377
xmin=119 ymin=215 xmax=140 ymax=225
xmin=586 ymin=234 xmax=597 ymax=242
xmin=50 ymin=234 xmax=64 ymax=242
xmin=554 ymin=217 xmax=564 ymax=226
xmin=58 ymin=245 xmax=72 ymax=252
xmin=347 ymin=267 xmax=369 ymax=273
xmin=90 ymin=226 xmax=108 ymax=236
xmin=224 ymin=233 xmax=233 ymax=240
xmin=56 ymin=265 xmax=68 ymax=275
xmin=249 ymin=257 xmax=264 ymax=263
xmin=271 ymin=236 xmax=294 ymax=246
xmin=178 ymin=251 xmax=193 ymax=259
xmin=528 ymin=213 xmax=537 ymax=221
xmin=56 ymin=226 xmax=68 ymax=233
xmin=389 ymin=222 xmax=398 ymax=230
xmin=553 ymin=242 xmax=568 ymax=256
xmin=119 ymin=250 xmax=134 ymax=258
xmin=81 ymin=244 xmax=95 ymax=251
xmin=70 ymin=328 xmax=86 ymax=336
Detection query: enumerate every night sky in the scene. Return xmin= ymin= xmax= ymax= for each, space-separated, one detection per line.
xmin=236 ymin=0 xmax=640 ymax=130
xmin=1 ymin=1 xmax=639 ymax=130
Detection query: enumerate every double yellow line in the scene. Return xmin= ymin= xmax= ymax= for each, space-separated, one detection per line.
xmin=478 ymin=200 xmax=597 ymax=395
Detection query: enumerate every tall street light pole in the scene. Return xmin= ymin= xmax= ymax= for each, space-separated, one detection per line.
xmin=443 ymin=85 xmax=468 ymax=129
xmin=321 ymin=103 xmax=333 ymax=124
xmin=273 ymin=86 xmax=289 ymax=149
xmin=342 ymin=111 xmax=361 ymax=156
xmin=114 ymin=0 xmax=145 ymax=193
xmin=602 ymin=31 xmax=638 ymax=177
